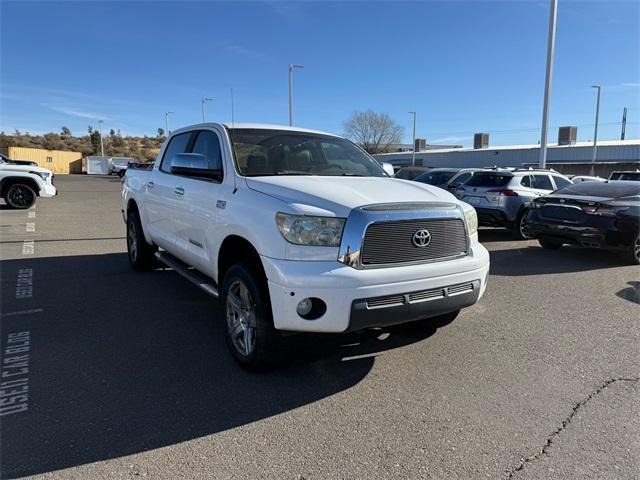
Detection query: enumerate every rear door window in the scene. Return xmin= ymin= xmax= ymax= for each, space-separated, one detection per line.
xmin=531 ymin=175 xmax=553 ymax=190
xmin=520 ymin=175 xmax=532 ymax=187
xmin=160 ymin=132 xmax=193 ymax=173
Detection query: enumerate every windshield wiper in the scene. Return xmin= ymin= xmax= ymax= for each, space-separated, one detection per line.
xmin=273 ymin=170 xmax=315 ymax=176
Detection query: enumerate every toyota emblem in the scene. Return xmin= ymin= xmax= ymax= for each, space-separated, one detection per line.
xmin=412 ymin=229 xmax=431 ymax=247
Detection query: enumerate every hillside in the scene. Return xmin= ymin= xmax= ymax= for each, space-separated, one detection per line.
xmin=0 ymin=127 xmax=165 ymax=162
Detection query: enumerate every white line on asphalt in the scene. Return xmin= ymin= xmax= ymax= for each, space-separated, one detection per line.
xmin=0 ymin=308 xmax=44 ymax=317
xmin=22 ymin=240 xmax=34 ymax=255
xmin=0 ymin=331 xmax=31 ymax=417
xmin=27 ymin=211 xmax=36 ymax=218
xmin=15 ymin=268 xmax=33 ymax=299
xmin=25 ymin=223 xmax=35 ymax=233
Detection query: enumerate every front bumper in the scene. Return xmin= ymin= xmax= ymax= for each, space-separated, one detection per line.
xmin=262 ymin=243 xmax=490 ymax=333
xmin=40 ymin=183 xmax=57 ymax=198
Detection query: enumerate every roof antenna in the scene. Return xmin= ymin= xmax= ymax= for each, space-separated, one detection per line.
xmin=231 ymin=87 xmax=235 ymax=128
xmin=230 ymin=87 xmax=238 ymax=194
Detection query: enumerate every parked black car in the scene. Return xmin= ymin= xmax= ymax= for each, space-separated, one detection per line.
xmin=394 ymin=166 xmax=431 ymax=180
xmin=524 ymin=181 xmax=640 ymax=264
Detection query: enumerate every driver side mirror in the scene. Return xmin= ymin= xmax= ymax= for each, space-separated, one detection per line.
xmin=170 ymin=153 xmax=222 ymax=181
xmin=448 ymin=182 xmax=460 ymax=190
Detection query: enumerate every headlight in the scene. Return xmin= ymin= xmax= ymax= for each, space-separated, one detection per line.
xmin=30 ymin=171 xmax=51 ymax=181
xmin=464 ymin=208 xmax=478 ymax=235
xmin=276 ymin=213 xmax=345 ymax=247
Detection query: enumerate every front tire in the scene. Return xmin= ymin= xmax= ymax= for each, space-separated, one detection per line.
xmin=538 ymin=237 xmax=563 ymax=250
xmin=126 ymin=210 xmax=157 ymax=271
xmin=4 ymin=184 xmax=36 ymax=209
xmin=222 ymin=263 xmax=282 ymax=371
xmin=623 ymin=232 xmax=640 ymax=265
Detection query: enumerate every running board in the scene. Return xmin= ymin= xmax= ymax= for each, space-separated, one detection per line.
xmin=155 ymin=251 xmax=219 ymax=298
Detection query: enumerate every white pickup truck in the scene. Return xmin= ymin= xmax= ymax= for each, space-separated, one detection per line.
xmin=0 ymin=153 xmax=57 ymax=209
xmin=122 ymin=123 xmax=490 ymax=370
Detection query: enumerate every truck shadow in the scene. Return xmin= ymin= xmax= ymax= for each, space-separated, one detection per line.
xmin=0 ymin=253 xmax=441 ymax=479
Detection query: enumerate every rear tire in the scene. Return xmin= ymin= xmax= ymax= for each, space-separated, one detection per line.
xmin=222 ymin=263 xmax=283 ymax=372
xmin=512 ymin=209 xmax=534 ymax=240
xmin=622 ymin=233 xmax=640 ymax=265
xmin=126 ymin=210 xmax=157 ymax=271
xmin=539 ymin=237 xmax=563 ymax=250
xmin=118 ymin=170 xmax=126 ymax=178
xmin=4 ymin=184 xmax=36 ymax=209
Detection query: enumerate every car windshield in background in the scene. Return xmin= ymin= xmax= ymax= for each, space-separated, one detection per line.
xmin=555 ymin=181 xmax=640 ymax=198
xmin=610 ymin=172 xmax=640 ymax=181
xmin=415 ymin=171 xmax=456 ymax=185
xmin=465 ymin=173 xmax=512 ymax=187
xmin=227 ymin=128 xmax=387 ymax=177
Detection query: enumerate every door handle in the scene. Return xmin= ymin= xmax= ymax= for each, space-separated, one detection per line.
xmin=146 ymin=180 xmax=154 ymax=188
xmin=174 ymin=187 xmax=185 ymax=196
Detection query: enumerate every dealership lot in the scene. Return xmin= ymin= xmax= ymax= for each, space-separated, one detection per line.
xmin=1 ymin=175 xmax=638 ymax=479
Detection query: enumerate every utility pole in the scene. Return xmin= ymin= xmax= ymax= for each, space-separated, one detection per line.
xmin=409 ymin=112 xmax=417 ymax=166
xmin=231 ymin=88 xmax=235 ymax=126
xmin=201 ymin=97 xmax=213 ymax=122
xmin=288 ymin=64 xmax=304 ymax=126
xmin=590 ymin=85 xmax=601 ymax=176
xmin=165 ymin=111 xmax=174 ymax=135
xmin=97 ymin=119 xmax=105 ymax=157
xmin=621 ymin=107 xmax=627 ymax=140
xmin=539 ymin=0 xmax=558 ymax=169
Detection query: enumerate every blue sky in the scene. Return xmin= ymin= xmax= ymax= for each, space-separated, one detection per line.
xmin=1 ymin=0 xmax=638 ymax=147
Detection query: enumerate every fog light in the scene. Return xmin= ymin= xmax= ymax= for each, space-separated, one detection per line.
xmin=296 ymin=298 xmax=313 ymax=316
xmin=295 ymin=297 xmax=327 ymax=320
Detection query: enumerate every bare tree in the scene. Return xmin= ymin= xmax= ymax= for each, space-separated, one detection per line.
xmin=343 ymin=110 xmax=404 ymax=154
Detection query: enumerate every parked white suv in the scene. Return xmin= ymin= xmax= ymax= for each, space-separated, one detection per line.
xmin=122 ymin=123 xmax=490 ymax=370
xmin=0 ymin=154 xmax=57 ymax=209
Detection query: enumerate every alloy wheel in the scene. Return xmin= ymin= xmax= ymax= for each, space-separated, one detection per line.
xmin=635 ymin=236 xmax=640 ymax=262
xmin=519 ymin=213 xmax=534 ymax=239
xmin=8 ymin=186 xmax=34 ymax=208
xmin=226 ymin=280 xmax=257 ymax=356
xmin=128 ymin=221 xmax=138 ymax=261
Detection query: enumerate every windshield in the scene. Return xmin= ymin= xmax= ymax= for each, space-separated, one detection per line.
xmin=465 ymin=172 xmax=512 ymax=187
xmin=609 ymin=172 xmax=640 ymax=181
xmin=414 ymin=171 xmax=456 ymax=185
xmin=227 ymin=128 xmax=387 ymax=177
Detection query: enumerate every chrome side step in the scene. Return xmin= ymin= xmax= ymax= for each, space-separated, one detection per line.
xmin=155 ymin=251 xmax=219 ymax=298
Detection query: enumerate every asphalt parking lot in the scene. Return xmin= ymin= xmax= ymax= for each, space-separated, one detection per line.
xmin=1 ymin=174 xmax=638 ymax=479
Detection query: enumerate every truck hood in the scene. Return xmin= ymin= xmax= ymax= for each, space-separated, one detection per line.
xmin=0 ymin=163 xmax=52 ymax=175
xmin=245 ymin=176 xmax=458 ymax=217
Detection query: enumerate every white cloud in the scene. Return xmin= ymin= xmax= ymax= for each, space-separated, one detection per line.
xmin=41 ymin=103 xmax=111 ymax=121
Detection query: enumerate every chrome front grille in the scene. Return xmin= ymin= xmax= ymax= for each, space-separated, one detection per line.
xmin=365 ymin=282 xmax=475 ymax=309
xmin=360 ymin=218 xmax=468 ymax=266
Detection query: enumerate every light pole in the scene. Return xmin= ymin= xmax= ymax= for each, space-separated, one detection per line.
xmin=409 ymin=112 xmax=417 ymax=166
xmin=201 ymin=96 xmax=213 ymax=122
xmin=165 ymin=111 xmax=174 ymax=135
xmin=97 ymin=119 xmax=105 ymax=157
xmin=590 ymin=85 xmax=601 ymax=176
xmin=538 ymin=0 xmax=558 ymax=169
xmin=288 ymin=64 xmax=304 ymax=126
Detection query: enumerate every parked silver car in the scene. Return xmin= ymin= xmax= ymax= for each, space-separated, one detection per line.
xmin=454 ymin=168 xmax=572 ymax=239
